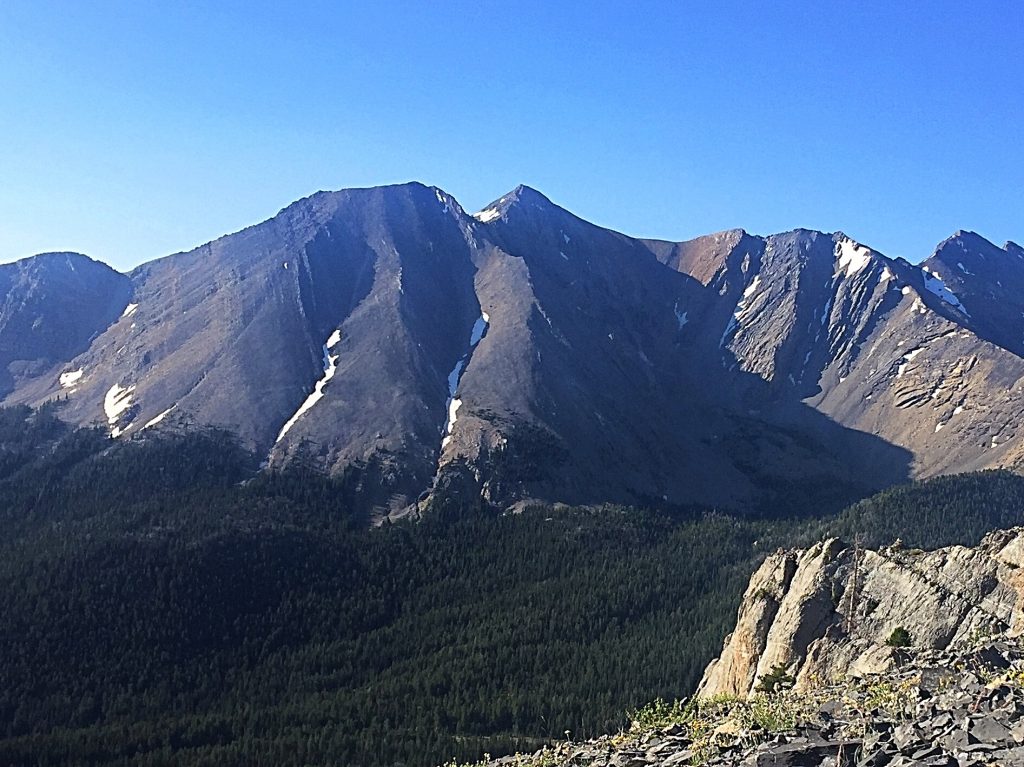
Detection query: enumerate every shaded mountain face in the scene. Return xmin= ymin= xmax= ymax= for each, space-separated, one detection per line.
xmin=0 ymin=252 xmax=130 ymax=398
xmin=921 ymin=231 xmax=1024 ymax=356
xmin=4 ymin=184 xmax=1022 ymax=513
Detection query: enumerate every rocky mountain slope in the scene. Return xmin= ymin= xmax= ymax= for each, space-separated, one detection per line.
xmin=3 ymin=183 xmax=1023 ymax=512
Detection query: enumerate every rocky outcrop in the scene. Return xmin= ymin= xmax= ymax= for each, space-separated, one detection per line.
xmin=699 ymin=529 xmax=1024 ymax=699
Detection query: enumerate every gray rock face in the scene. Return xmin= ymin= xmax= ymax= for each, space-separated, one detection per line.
xmin=2 ymin=183 xmax=1022 ymax=512
xmin=699 ymin=528 xmax=1024 ymax=699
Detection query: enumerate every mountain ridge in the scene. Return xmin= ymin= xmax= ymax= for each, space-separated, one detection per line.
xmin=3 ymin=183 xmax=1022 ymax=514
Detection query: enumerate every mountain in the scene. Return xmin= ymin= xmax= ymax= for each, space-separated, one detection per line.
xmin=653 ymin=227 xmax=1024 ymax=480
xmin=0 ymin=252 xmax=130 ymax=399
xmin=922 ymin=231 xmax=1024 ymax=357
xmin=3 ymin=183 xmax=1022 ymax=513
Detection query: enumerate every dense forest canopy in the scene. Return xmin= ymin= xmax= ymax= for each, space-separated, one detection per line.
xmin=1 ymin=406 xmax=1023 ymax=767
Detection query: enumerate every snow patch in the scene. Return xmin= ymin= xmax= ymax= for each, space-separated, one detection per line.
xmin=719 ymin=315 xmax=739 ymax=348
xmin=880 ymin=267 xmax=894 ymax=282
xmin=143 ymin=407 xmax=175 ymax=430
xmin=895 ymin=347 xmax=923 ymax=379
xmin=446 ymin=359 xmax=466 ymax=396
xmin=59 ymin=369 xmax=83 ymax=388
xmin=439 ymin=312 xmax=490 ymax=449
xmin=469 ymin=315 xmax=488 ymax=346
xmin=104 ymin=383 xmax=136 ymax=436
xmin=922 ymin=266 xmax=969 ymax=315
xmin=957 ymin=262 xmax=974 ymax=275
xmin=820 ymin=294 xmax=834 ymax=327
xmin=473 ymin=207 xmax=501 ymax=223
xmin=720 ymin=276 xmax=761 ymax=348
xmin=743 ymin=275 xmax=762 ymax=300
xmin=275 ymin=331 xmax=342 ymax=443
xmin=441 ymin=399 xmax=462 ymax=448
xmin=674 ymin=301 xmax=688 ymax=329
xmin=836 ymin=238 xmax=872 ymax=277
xmin=935 ymin=422 xmax=945 ymax=433
xmin=121 ymin=303 xmax=138 ymax=318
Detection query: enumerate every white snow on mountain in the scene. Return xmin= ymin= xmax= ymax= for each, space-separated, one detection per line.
xmin=275 ymin=331 xmax=342 ymax=443
xmin=922 ymin=267 xmax=969 ymax=315
xmin=59 ymin=369 xmax=84 ymax=388
xmin=720 ymin=276 xmax=761 ymax=348
xmin=143 ymin=406 xmax=175 ymax=430
xmin=104 ymin=383 xmax=136 ymax=437
xmin=674 ymin=301 xmax=688 ymax=329
xmin=440 ymin=313 xmax=490 ymax=449
xmin=473 ymin=208 xmax=501 ymax=223
xmin=836 ymin=238 xmax=871 ymax=278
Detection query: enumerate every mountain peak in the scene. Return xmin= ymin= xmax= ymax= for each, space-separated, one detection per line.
xmin=5 ymin=251 xmax=120 ymax=276
xmin=946 ymin=229 xmax=996 ymax=248
xmin=507 ymin=184 xmax=551 ymax=203
xmin=472 ymin=184 xmax=558 ymax=223
xmin=929 ymin=230 xmax=1018 ymax=276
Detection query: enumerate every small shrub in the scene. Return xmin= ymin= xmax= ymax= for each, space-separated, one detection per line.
xmin=860 ymin=678 xmax=918 ymax=720
xmin=886 ymin=627 xmax=912 ymax=647
xmin=745 ymin=694 xmax=800 ymax=732
xmin=628 ymin=697 xmax=693 ymax=731
xmin=755 ymin=663 xmax=795 ymax=694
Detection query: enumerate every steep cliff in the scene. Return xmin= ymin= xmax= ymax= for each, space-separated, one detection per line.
xmin=698 ymin=528 xmax=1024 ymax=699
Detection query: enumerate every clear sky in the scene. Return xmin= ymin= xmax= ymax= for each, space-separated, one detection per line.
xmin=0 ymin=1 xmax=1020 ymax=270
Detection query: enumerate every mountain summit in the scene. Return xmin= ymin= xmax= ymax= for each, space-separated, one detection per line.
xmin=4 ymin=184 xmax=1022 ymax=514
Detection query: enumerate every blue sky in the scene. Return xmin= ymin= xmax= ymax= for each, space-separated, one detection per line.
xmin=0 ymin=1 xmax=1020 ymax=270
